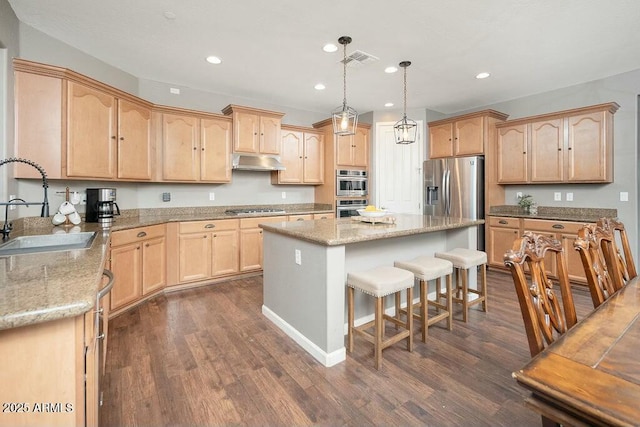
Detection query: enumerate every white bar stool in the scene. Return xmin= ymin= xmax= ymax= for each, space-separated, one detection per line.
xmin=434 ymin=248 xmax=488 ymax=322
xmin=394 ymin=256 xmax=454 ymax=342
xmin=347 ymin=266 xmax=414 ymax=370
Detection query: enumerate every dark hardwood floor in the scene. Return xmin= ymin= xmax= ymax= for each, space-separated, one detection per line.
xmin=101 ymin=269 xmax=593 ymax=426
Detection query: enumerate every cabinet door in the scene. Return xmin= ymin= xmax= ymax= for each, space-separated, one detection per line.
xmin=560 ymin=233 xmax=587 ymax=284
xmin=429 ymin=123 xmax=454 ymax=159
xmin=336 ymin=134 xmax=354 ymax=166
xmin=303 ymin=132 xmax=324 ymax=184
xmin=110 ymin=242 xmax=142 ymax=310
xmin=117 ymin=99 xmax=152 ymax=180
xmin=66 ymin=81 xmax=117 ymax=178
xmin=278 ymin=130 xmax=304 ymax=183
xmin=212 ymin=230 xmax=239 ymax=276
xmin=497 ymin=124 xmax=528 ymax=183
xmin=201 ymin=117 xmax=232 ymax=182
xmin=233 ymin=111 xmax=259 ymax=153
xmin=259 ymin=116 xmax=281 ymax=154
xmin=488 ymin=226 xmax=520 ymax=267
xmin=240 ymin=228 xmax=263 ymax=272
xmin=530 ymin=118 xmax=563 ymax=182
xmin=162 ymin=113 xmax=199 ymax=181
xmin=14 ymin=71 xmax=63 ymax=179
xmin=142 ymin=236 xmax=166 ymax=295
xmin=454 ymin=116 xmax=484 ymax=156
xmin=352 ymin=127 xmax=369 ymax=167
xmin=179 ymin=233 xmax=212 ymax=282
xmin=566 ymin=111 xmax=610 ymax=182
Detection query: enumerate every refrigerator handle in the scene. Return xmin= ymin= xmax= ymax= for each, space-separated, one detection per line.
xmin=444 ymin=169 xmax=451 ymax=215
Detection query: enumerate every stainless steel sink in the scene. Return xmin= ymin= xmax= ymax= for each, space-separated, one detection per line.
xmin=0 ymin=231 xmax=97 ymax=256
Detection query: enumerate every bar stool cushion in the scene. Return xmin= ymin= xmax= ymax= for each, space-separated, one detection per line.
xmin=394 ymin=256 xmax=453 ymax=281
xmin=347 ymin=266 xmax=414 ymax=297
xmin=435 ymin=248 xmax=487 ymax=269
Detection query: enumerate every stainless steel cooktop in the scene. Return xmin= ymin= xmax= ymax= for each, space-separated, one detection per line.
xmin=225 ymin=208 xmax=287 ymax=216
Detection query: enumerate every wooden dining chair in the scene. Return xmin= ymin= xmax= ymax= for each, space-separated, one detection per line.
xmin=504 ymin=232 xmax=578 ymax=358
xmin=574 ymin=223 xmax=624 ymax=309
xmin=597 ymin=217 xmax=637 ymax=284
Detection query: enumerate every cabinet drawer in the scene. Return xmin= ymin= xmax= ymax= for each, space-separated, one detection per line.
xmin=288 ymin=214 xmax=313 ymax=221
xmin=489 ymin=216 xmax=520 ymax=228
xmin=111 ymin=224 xmax=165 ymax=246
xmin=179 ymin=219 xmax=239 ymax=234
xmin=523 ymin=219 xmax=587 ymax=234
xmin=240 ymin=216 xmax=287 ymax=229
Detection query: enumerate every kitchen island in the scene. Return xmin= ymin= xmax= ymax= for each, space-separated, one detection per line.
xmin=260 ymin=214 xmax=484 ymax=367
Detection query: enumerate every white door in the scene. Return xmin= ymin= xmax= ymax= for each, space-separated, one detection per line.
xmin=374 ymin=121 xmax=424 ymax=214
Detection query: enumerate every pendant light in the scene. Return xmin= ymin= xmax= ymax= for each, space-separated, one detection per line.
xmin=332 ymin=36 xmax=358 ymax=136
xmin=394 ymin=61 xmax=418 ymax=144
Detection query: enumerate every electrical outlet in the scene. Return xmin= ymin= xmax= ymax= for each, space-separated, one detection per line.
xmin=209 ymin=192 xmax=215 ymax=201
xmin=566 ymin=192 xmax=573 ymax=202
xmin=620 ymin=191 xmax=629 ymax=202
xmin=295 ymin=249 xmax=302 ymax=265
xmin=8 ymin=195 xmax=16 ymax=210
xmin=516 ymin=191 xmax=523 ymax=199
xmin=282 ymin=191 xmax=286 ymax=199
xmin=554 ymin=192 xmax=562 ymax=201
xmin=162 ymin=192 xmax=171 ymax=202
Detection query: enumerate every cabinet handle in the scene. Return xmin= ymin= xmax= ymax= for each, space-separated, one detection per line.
xmin=193 ymin=147 xmax=197 ymax=151
xmin=523 ymin=151 xmax=526 ymax=154
xmin=97 ymin=333 xmax=105 ymax=340
xmin=558 ymin=148 xmax=562 ymax=151
xmin=205 ymin=224 xmax=215 ymax=229
xmin=296 ymin=218 xmax=304 ymax=221
xmin=137 ymin=231 xmax=147 ymax=238
xmin=111 ymin=136 xmax=116 ymax=140
xmin=136 ymin=246 xmax=140 ymax=250
xmin=120 ymin=136 xmax=124 ymax=141
xmin=203 ymin=235 xmax=207 ymax=239
xmin=552 ymin=224 xmax=565 ymax=229
xmin=299 ymin=156 xmax=303 ymax=159
xmin=202 ymin=147 xmax=205 ymax=151
xmin=498 ymin=220 xmax=508 ymax=224
xmin=145 ymin=243 xmax=149 ymax=247
xmin=568 ymin=146 xmax=572 ymax=150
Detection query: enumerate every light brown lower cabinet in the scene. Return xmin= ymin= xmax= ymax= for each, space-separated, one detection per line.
xmin=0 ymin=303 xmax=102 ymax=426
xmin=239 ymin=216 xmax=287 ymax=272
xmin=110 ymin=224 xmax=166 ymax=311
xmin=178 ymin=219 xmax=239 ymax=283
xmin=488 ymin=216 xmax=591 ymax=284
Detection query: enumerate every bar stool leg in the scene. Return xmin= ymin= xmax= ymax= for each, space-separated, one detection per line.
xmin=406 ymin=286 xmax=413 ymax=351
xmin=394 ymin=292 xmax=401 ymax=330
xmin=347 ymin=286 xmax=355 ymax=352
xmin=375 ymin=296 xmax=384 ymax=370
xmin=481 ymin=263 xmax=488 ymax=312
xmin=420 ymin=279 xmax=427 ymax=342
xmin=462 ymin=268 xmax=469 ymax=323
xmin=446 ymin=273 xmax=453 ymax=330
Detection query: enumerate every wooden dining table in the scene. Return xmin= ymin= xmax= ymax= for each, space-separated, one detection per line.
xmin=513 ymin=276 xmax=640 ymax=427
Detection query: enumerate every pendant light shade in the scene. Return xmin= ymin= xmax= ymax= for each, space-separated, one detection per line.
xmin=394 ymin=61 xmax=418 ymax=144
xmin=332 ymin=36 xmax=358 ymax=136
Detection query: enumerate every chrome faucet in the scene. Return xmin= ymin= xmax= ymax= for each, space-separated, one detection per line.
xmin=0 ymin=158 xmax=50 ymax=240
xmin=1 ymin=198 xmax=28 ymax=241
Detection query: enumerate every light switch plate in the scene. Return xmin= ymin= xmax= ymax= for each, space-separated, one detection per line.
xmin=566 ymin=192 xmax=574 ymax=202
xmin=209 ymin=192 xmax=215 ymax=201
xmin=554 ymin=192 xmax=562 ymax=201
xmin=620 ymin=191 xmax=629 ymax=202
xmin=295 ymin=249 xmax=301 ymax=265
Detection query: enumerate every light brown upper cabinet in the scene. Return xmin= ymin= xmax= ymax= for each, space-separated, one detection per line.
xmin=222 ymin=104 xmax=284 ymax=155
xmin=336 ymin=126 xmax=369 ymax=167
xmin=160 ymin=111 xmax=232 ymax=182
xmin=14 ymin=59 xmax=154 ymax=181
xmin=428 ymin=110 xmax=509 ymax=159
xmin=273 ymin=126 xmax=324 ymax=185
xmin=496 ymin=103 xmax=619 ymax=184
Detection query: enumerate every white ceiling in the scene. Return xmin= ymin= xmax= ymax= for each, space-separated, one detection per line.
xmin=8 ymin=0 xmax=640 ymax=115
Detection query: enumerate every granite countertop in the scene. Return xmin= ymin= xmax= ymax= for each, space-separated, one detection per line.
xmin=259 ymin=214 xmax=484 ymax=246
xmin=489 ymin=205 xmax=617 ymax=223
xmin=0 ymin=203 xmax=333 ymax=331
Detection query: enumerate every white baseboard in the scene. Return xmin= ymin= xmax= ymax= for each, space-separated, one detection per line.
xmin=262 ymin=305 xmax=346 ymax=367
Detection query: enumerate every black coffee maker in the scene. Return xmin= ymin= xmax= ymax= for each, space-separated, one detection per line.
xmin=86 ymin=188 xmax=120 ymax=227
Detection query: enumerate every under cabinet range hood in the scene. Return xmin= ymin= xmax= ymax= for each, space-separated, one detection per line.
xmin=231 ymin=153 xmax=286 ymax=171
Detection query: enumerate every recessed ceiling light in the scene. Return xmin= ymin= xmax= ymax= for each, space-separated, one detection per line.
xmin=385 ymin=66 xmax=398 ymax=73
xmin=323 ymin=43 xmax=338 ymax=53
xmin=163 ymin=11 xmax=176 ymax=20
xmin=314 ymin=83 xmax=326 ymax=90
xmin=384 ymin=102 xmax=394 ymax=107
xmin=206 ymin=56 xmax=222 ymax=65
xmin=476 ymin=72 xmax=490 ymax=79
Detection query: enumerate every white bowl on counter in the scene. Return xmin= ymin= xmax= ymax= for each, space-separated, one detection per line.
xmin=357 ymin=209 xmax=387 ymax=218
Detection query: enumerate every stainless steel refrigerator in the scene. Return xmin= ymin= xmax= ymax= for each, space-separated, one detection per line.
xmin=424 ymin=156 xmax=484 ymax=250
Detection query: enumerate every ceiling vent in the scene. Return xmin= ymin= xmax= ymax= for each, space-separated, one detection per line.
xmin=340 ymin=50 xmax=379 ymax=68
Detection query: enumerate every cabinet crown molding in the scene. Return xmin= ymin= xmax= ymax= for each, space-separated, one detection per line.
xmin=496 ymin=102 xmax=620 ymax=128
xmin=221 ymin=104 xmax=284 ymax=118
xmin=312 ymin=117 xmax=371 ymax=129
xmin=427 ymin=109 xmax=509 ymax=126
